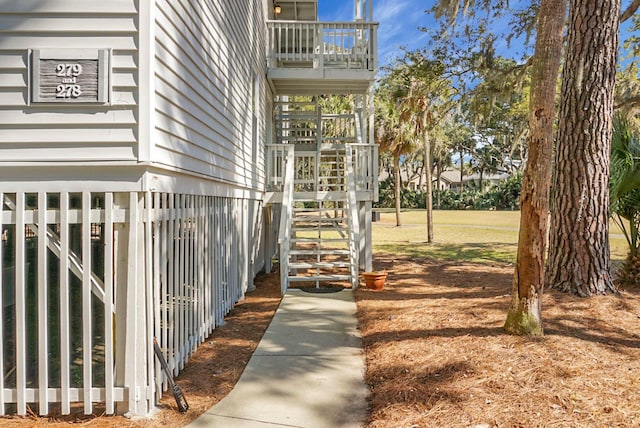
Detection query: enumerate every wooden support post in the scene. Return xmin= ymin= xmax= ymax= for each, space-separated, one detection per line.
xmin=264 ymin=206 xmax=273 ymax=274
xmin=114 ymin=193 xmax=128 ymax=414
xmin=359 ymin=201 xmax=372 ymax=272
xmin=115 ymin=192 xmax=151 ymax=416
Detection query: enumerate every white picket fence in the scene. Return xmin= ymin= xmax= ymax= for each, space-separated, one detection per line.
xmin=0 ymin=191 xmax=256 ymax=416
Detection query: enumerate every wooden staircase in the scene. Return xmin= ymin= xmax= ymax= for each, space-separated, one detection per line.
xmin=286 ymin=198 xmax=356 ymax=288
xmin=276 ymin=104 xmax=361 ymax=291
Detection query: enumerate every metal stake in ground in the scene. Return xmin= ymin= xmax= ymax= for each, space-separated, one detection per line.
xmin=153 ymin=337 xmax=189 ymax=412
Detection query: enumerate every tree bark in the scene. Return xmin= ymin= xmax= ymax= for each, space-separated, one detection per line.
xmin=436 ymin=164 xmax=442 ymax=209
xmin=459 ymin=148 xmax=464 ymax=193
xmin=505 ymin=0 xmax=567 ymax=336
xmin=425 ymin=130 xmax=433 ymax=242
xmin=546 ymin=0 xmax=620 ymax=296
xmin=394 ymin=154 xmax=402 ymax=227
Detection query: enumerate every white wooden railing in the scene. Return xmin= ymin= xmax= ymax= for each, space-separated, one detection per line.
xmin=267 ymin=21 xmax=378 ymax=71
xmin=267 ymin=143 xmax=289 ymax=191
xmin=0 ymin=191 xmax=253 ymax=416
xmin=321 ymin=114 xmax=355 ymax=142
xmin=266 ymin=143 xmax=377 ymax=196
xmin=351 ymin=143 xmax=378 ymax=193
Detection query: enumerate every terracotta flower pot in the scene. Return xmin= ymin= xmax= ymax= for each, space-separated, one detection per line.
xmin=362 ymin=271 xmax=387 ymax=290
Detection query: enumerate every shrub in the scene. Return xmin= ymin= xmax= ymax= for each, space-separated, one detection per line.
xmin=376 ymin=174 xmax=522 ymax=210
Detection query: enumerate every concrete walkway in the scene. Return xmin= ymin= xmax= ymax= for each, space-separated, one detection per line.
xmin=188 ymin=289 xmax=369 ymax=428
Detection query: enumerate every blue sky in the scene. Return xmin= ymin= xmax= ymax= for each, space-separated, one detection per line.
xmin=318 ymin=0 xmax=435 ymax=65
xmin=318 ymin=1 xmax=639 ymax=67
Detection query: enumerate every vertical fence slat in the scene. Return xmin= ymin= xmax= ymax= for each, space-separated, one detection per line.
xmin=183 ymin=196 xmax=189 ymax=359
xmin=203 ymin=197 xmax=210 ymax=336
xmin=104 ymin=193 xmax=115 ymax=414
xmin=186 ymin=195 xmax=192 ymax=358
xmin=198 ymin=196 xmax=205 ymax=342
xmin=37 ymin=192 xmax=48 ymax=415
xmin=82 ymin=192 xmax=92 ymax=414
xmin=0 ymin=192 xmax=4 ymax=415
xmin=178 ymin=194 xmax=186 ymax=370
xmin=229 ymin=200 xmax=234 ymax=312
xmin=211 ymin=198 xmax=218 ymax=327
xmin=145 ymin=192 xmax=155 ymax=406
xmin=196 ymin=196 xmax=201 ymax=342
xmin=59 ymin=192 xmax=70 ymax=414
xmin=222 ymin=200 xmax=228 ymax=315
xmin=160 ymin=193 xmax=169 ymax=391
xmin=215 ymin=198 xmax=221 ymax=325
xmin=152 ymin=192 xmax=162 ymax=399
xmin=15 ymin=192 xmax=26 ymax=415
xmin=211 ymin=198 xmax=216 ymax=327
xmin=236 ymin=201 xmax=240 ymax=301
xmin=169 ymin=194 xmax=178 ymax=376
xmin=192 ymin=196 xmax=197 ymax=345
xmin=175 ymin=194 xmax=181 ymax=371
xmin=187 ymin=195 xmax=194 ymax=356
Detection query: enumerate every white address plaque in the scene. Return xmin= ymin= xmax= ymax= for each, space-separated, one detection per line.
xmin=31 ymin=49 xmax=109 ymax=104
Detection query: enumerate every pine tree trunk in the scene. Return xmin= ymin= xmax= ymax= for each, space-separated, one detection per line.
xmin=546 ymin=0 xmax=620 ymax=296
xmin=436 ymin=165 xmax=442 ymax=209
xmin=425 ymin=130 xmax=433 ymax=242
xmin=459 ymin=149 xmax=464 ymax=193
xmin=394 ymin=154 xmax=402 ymax=227
xmin=505 ymin=0 xmax=567 ymax=335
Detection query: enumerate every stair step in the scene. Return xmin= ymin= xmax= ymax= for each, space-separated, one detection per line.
xmin=291 ymin=237 xmax=349 ymax=243
xmin=288 ymin=274 xmax=352 ymax=282
xmin=292 ymin=216 xmax=345 ymax=222
xmin=288 ymin=261 xmax=351 ymax=269
xmin=293 ymin=207 xmax=345 ymax=212
xmin=291 ymin=227 xmax=348 ymax=233
xmin=289 ymin=249 xmax=351 ymax=256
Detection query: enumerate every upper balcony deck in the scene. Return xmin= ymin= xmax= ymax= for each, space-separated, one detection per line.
xmin=267 ymin=20 xmax=378 ymax=95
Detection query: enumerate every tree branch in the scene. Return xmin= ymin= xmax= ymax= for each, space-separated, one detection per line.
xmin=615 ymin=95 xmax=640 ymax=110
xmin=621 ymin=0 xmax=640 ymax=22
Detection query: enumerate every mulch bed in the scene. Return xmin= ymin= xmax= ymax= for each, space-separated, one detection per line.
xmin=355 ymin=254 xmax=640 ymax=428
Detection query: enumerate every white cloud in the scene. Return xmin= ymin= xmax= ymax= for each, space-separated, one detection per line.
xmin=374 ymin=0 xmax=430 ymax=64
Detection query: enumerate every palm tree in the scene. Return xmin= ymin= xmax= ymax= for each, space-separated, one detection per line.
xmin=472 ymin=144 xmax=501 ymax=192
xmin=610 ymin=114 xmax=640 ymax=268
xmin=375 ymin=96 xmax=413 ymax=226
xmin=394 ymin=53 xmax=451 ymax=242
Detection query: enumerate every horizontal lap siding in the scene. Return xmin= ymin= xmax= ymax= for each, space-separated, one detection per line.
xmin=154 ymin=0 xmax=267 ymax=190
xmin=0 ymin=2 xmax=139 ymax=163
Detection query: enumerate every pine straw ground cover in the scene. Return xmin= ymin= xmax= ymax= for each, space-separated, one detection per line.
xmin=356 ymin=254 xmax=640 ymax=428
xmin=3 ymin=255 xmax=640 ymax=427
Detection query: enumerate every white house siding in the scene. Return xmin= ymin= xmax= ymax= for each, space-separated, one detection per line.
xmin=153 ymin=0 xmax=268 ymax=190
xmin=0 ymin=0 xmax=139 ymax=164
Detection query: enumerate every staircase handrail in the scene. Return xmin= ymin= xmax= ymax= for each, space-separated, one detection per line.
xmin=278 ymin=146 xmax=295 ymax=294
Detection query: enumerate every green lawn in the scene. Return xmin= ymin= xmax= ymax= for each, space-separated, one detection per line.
xmin=372 ymin=209 xmax=628 ymax=264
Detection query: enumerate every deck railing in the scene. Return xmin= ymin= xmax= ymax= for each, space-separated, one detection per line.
xmin=321 ymin=114 xmax=356 ymax=142
xmin=267 ymin=21 xmax=378 ymax=72
xmin=266 ymin=143 xmax=377 ymax=196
